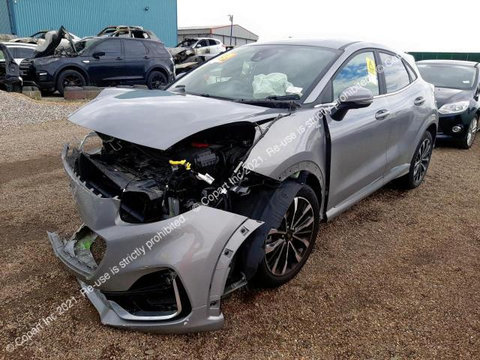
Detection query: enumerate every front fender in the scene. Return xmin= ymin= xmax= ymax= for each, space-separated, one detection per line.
xmin=245 ymin=108 xmax=327 ymax=191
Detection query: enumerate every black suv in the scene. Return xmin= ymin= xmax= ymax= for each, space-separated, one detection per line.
xmin=22 ymin=37 xmax=175 ymax=94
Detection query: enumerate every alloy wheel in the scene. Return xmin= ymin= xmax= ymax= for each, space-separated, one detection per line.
xmin=151 ymin=75 xmax=166 ymax=89
xmin=413 ymin=137 xmax=432 ymax=184
xmin=63 ymin=75 xmax=83 ymax=88
xmin=265 ymin=196 xmax=315 ymax=277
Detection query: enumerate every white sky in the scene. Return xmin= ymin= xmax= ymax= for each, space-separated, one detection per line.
xmin=178 ymin=0 xmax=478 ymax=52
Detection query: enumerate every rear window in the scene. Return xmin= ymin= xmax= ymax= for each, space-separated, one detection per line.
xmin=144 ymin=41 xmax=167 ymax=57
xmin=417 ymin=64 xmax=477 ymax=90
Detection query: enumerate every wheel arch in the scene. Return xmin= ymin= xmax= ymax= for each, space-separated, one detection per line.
xmin=54 ymin=66 xmax=90 ymax=87
xmin=426 ymin=123 xmax=437 ymax=143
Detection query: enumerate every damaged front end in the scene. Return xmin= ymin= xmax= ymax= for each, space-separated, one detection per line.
xmin=48 ymin=120 xmax=276 ymax=332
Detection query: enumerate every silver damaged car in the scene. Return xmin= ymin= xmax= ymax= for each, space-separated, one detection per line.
xmin=48 ymin=40 xmax=438 ymax=333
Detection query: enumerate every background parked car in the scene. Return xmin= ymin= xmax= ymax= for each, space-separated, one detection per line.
xmin=21 ymin=37 xmax=175 ymax=94
xmin=97 ymin=25 xmax=159 ymax=41
xmin=2 ymin=42 xmax=37 ymax=65
xmin=169 ymin=37 xmax=226 ymax=64
xmin=417 ymin=60 xmax=480 ymax=149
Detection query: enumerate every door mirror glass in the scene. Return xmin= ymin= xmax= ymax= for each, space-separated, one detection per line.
xmin=92 ymin=51 xmax=105 ymax=59
xmin=331 ymin=86 xmax=373 ymax=121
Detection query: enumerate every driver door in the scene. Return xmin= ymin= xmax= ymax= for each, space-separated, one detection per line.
xmin=86 ymin=39 xmax=124 ymax=85
xmin=325 ymin=51 xmax=390 ymax=215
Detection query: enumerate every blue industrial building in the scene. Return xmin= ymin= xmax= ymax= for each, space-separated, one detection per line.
xmin=0 ymin=0 xmax=178 ymax=46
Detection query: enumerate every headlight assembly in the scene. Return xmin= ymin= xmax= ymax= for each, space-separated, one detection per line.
xmin=438 ymin=101 xmax=469 ymax=115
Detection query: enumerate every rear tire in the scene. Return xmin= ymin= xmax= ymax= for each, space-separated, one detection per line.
xmin=254 ymin=184 xmax=320 ymax=287
xmin=147 ymin=70 xmax=168 ymax=89
xmin=458 ymin=117 xmax=478 ymax=149
xmin=399 ymin=131 xmax=433 ymax=189
xmin=56 ymin=69 xmax=86 ymax=95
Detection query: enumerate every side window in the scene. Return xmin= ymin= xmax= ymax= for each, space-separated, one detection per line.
xmin=124 ymin=40 xmax=147 ymax=58
xmin=92 ymin=39 xmax=122 ymax=57
xmin=208 ymin=39 xmax=217 ymax=46
xmin=197 ymin=40 xmax=208 ymax=48
xmin=332 ymin=51 xmax=379 ymax=100
xmin=380 ymin=53 xmax=411 ymax=93
xmin=403 ymin=61 xmax=418 ymax=82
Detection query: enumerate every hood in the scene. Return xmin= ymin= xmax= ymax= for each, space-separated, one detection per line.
xmin=68 ymin=88 xmax=284 ymax=150
xmin=434 ymin=87 xmax=472 ymax=108
xmin=34 ymin=26 xmax=75 ymax=58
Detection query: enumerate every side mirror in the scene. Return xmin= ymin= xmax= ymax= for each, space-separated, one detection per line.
xmin=331 ymin=86 xmax=374 ymax=121
xmin=175 ymin=72 xmax=187 ymax=80
xmin=92 ymin=51 xmax=105 ymax=59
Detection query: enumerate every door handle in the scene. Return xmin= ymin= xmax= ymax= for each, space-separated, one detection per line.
xmin=116 ymin=56 xmax=123 ymax=60
xmin=414 ymin=96 xmax=425 ymax=106
xmin=144 ymin=56 xmax=150 ymax=59
xmin=375 ymin=109 xmax=390 ymax=120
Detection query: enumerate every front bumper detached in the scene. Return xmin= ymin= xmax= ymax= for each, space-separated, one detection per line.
xmin=48 ymin=145 xmax=263 ymax=333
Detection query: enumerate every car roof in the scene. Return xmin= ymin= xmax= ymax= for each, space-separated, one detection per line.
xmin=244 ymin=39 xmax=403 ymax=53
xmin=417 ymin=59 xmax=480 ymax=67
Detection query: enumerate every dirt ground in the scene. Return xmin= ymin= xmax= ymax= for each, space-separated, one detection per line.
xmin=1 ymin=105 xmax=479 ymax=359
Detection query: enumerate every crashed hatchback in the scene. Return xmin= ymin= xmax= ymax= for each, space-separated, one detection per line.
xmin=49 ymin=40 xmax=438 ymax=333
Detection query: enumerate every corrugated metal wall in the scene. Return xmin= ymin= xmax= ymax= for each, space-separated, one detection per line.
xmin=0 ymin=0 xmax=11 ymax=33
xmin=9 ymin=0 xmax=177 ymax=46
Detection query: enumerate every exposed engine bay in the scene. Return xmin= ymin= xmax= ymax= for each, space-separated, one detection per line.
xmin=70 ymin=123 xmax=267 ymax=224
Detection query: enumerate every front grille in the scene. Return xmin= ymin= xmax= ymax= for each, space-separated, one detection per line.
xmin=19 ymin=59 xmax=34 ymax=80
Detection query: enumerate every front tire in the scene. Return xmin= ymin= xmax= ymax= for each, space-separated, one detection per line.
xmin=56 ymin=69 xmax=86 ymax=95
xmin=458 ymin=117 xmax=478 ymax=149
xmin=254 ymin=184 xmax=320 ymax=287
xmin=147 ymin=70 xmax=168 ymax=89
xmin=400 ymin=131 xmax=433 ymax=189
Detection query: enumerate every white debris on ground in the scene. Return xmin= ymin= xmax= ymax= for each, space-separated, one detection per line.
xmin=0 ymin=91 xmax=85 ymax=131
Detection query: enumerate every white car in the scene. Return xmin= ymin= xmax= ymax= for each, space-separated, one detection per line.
xmin=1 ymin=42 xmax=37 ymax=65
xmin=170 ymin=37 xmax=226 ymax=66
xmin=178 ymin=37 xmax=226 ymax=57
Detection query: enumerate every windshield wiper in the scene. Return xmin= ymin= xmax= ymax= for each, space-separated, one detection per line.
xmin=235 ymin=98 xmax=301 ymax=109
xmin=265 ymin=94 xmax=301 ymax=101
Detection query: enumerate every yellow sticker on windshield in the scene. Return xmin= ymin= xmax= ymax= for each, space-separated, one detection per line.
xmin=216 ymin=52 xmax=237 ymax=63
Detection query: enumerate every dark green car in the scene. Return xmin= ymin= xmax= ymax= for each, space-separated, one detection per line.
xmin=417 ymin=60 xmax=480 ymax=149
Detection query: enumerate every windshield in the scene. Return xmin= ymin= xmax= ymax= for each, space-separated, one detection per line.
xmin=417 ymin=64 xmax=477 ymax=90
xmin=172 ymin=45 xmax=340 ymax=101
xmin=76 ymin=38 xmax=101 ymax=54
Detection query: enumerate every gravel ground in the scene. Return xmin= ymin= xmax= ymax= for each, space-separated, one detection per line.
xmin=0 ymin=92 xmax=479 ymax=359
xmin=0 ymin=91 xmax=84 ymax=131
